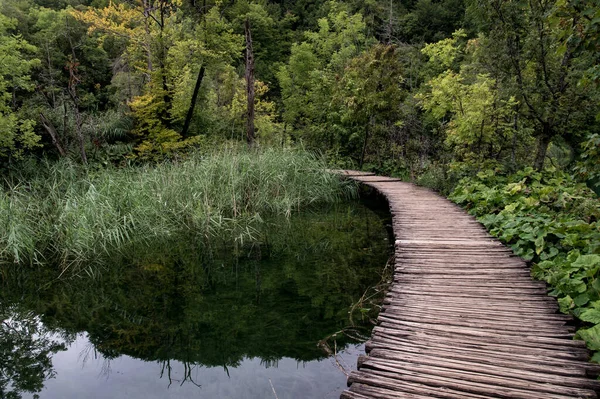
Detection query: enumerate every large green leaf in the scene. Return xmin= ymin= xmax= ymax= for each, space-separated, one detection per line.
xmin=573 ymin=255 xmax=600 ymax=271
xmin=579 ymin=301 xmax=600 ymax=323
xmin=576 ymin=324 xmax=600 ymax=351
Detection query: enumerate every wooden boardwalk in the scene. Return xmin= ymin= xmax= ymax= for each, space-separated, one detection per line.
xmin=339 ymin=171 xmax=600 ymax=399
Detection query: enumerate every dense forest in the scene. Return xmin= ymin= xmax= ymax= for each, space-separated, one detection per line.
xmin=0 ymin=0 xmax=596 ymax=175
xmin=1 ymin=0 xmax=600 ymax=360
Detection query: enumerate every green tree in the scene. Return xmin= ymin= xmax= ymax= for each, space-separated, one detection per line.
xmin=277 ymin=3 xmax=370 ymax=148
xmin=333 ymin=44 xmax=406 ymax=167
xmin=418 ymin=31 xmax=530 ymax=167
xmin=0 ymin=12 xmax=41 ymax=161
xmin=468 ymin=0 xmax=598 ymax=170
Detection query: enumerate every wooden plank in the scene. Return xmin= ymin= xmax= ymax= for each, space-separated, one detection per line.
xmin=393 ymin=276 xmax=547 ymax=288
xmin=384 ymin=293 xmax=560 ymax=311
xmin=378 ymin=318 xmax=579 ymax=342
xmin=365 ymin=336 xmax=592 ymax=366
xmin=396 ymin=239 xmax=502 ymax=246
xmin=378 ymin=317 xmax=575 ymax=339
xmin=394 ymin=286 xmax=551 ymax=295
xmin=365 ymin=344 xmax=589 ymax=377
xmin=356 ymin=360 xmax=598 ymax=398
xmin=379 ymin=310 xmax=574 ymax=333
xmin=348 ymin=369 xmax=586 ymax=399
xmin=383 ymin=303 xmax=571 ymax=322
xmin=348 ymin=381 xmax=492 ymax=399
xmin=391 ymin=273 xmax=541 ymax=281
xmin=387 ymin=288 xmax=559 ymax=303
xmin=359 ymin=352 xmax=600 ymax=390
xmin=381 ymin=306 xmax=573 ymax=329
xmin=370 ymin=327 xmax=592 ymax=359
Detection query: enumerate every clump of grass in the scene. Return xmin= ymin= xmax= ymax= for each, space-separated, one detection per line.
xmin=0 ymin=147 xmax=355 ymax=273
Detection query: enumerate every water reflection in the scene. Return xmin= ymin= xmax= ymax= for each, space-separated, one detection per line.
xmin=0 ymin=307 xmax=66 ymax=399
xmin=0 ymin=199 xmax=391 ymax=399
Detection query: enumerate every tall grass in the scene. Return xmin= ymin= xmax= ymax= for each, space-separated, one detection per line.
xmin=0 ymin=147 xmax=354 ymax=273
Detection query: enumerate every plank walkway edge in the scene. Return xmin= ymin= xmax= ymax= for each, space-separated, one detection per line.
xmin=338 ymin=171 xmax=600 ymax=399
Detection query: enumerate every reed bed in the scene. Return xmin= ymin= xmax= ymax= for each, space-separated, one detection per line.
xmin=0 ymin=148 xmax=354 ymax=273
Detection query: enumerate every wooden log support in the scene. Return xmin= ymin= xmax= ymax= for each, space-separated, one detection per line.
xmin=338 ymin=171 xmax=600 ymax=399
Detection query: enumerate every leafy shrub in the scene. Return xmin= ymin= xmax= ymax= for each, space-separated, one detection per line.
xmin=450 ymin=168 xmax=600 ymax=359
xmin=575 ymin=134 xmax=600 ymax=194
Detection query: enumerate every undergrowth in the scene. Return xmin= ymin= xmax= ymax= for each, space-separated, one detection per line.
xmin=450 ymin=167 xmax=600 ymax=359
xmin=0 ymin=147 xmax=354 ymax=274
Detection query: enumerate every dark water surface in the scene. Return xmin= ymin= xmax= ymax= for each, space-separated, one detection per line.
xmin=0 ymin=198 xmax=391 ymax=399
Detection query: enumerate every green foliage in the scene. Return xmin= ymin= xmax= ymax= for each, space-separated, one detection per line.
xmin=467 ymin=0 xmax=600 ymax=170
xmin=553 ymin=0 xmax=600 ymax=85
xmin=451 ymin=168 xmax=600 ymax=355
xmin=418 ymin=31 xmax=536 ymax=171
xmin=277 ymin=3 xmax=371 ymax=141
xmin=332 ymin=44 xmax=406 ymax=164
xmin=421 ymin=29 xmax=466 ymax=71
xmin=278 ymin=7 xmax=415 ymax=168
xmin=128 ymin=90 xmax=205 ymax=160
xmin=0 ymin=12 xmax=42 ymax=160
xmin=575 ymin=134 xmax=600 ymax=191
xmin=396 ymin=0 xmax=466 ymax=43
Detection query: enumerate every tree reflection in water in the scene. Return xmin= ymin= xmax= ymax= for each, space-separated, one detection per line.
xmin=0 ymin=307 xmax=66 ymax=399
xmin=0 ymin=198 xmax=391 ymax=398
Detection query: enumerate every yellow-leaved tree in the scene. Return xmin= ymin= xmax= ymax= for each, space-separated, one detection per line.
xmin=72 ymin=1 xmax=244 ymax=160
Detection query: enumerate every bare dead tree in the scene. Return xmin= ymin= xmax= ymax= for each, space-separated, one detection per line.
xmin=39 ymin=113 xmax=67 ymax=157
xmin=65 ymin=16 xmax=88 ymax=164
xmin=181 ymin=65 xmax=206 ymax=137
xmin=245 ymin=18 xmax=256 ymax=147
xmin=66 ymin=58 xmax=87 ymax=165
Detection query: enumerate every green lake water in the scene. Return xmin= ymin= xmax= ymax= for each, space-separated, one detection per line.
xmin=0 ymin=197 xmax=391 ymax=399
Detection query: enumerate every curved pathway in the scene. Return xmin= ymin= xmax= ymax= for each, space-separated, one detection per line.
xmin=339 ymin=171 xmax=600 ymax=399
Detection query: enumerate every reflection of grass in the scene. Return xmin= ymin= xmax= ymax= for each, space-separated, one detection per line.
xmin=318 ymin=251 xmax=394 ymax=375
xmin=0 ymin=147 xmax=354 ymax=273
xmin=0 ymin=200 xmax=391 ymax=370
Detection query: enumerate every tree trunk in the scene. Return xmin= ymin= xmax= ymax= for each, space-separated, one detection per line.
xmin=245 ymin=18 xmax=256 ymax=147
xmin=142 ymin=0 xmax=153 ymax=79
xmin=386 ymin=0 xmax=394 ymax=44
xmin=181 ymin=65 xmax=206 ymax=138
xmin=359 ymin=117 xmax=372 ymax=169
xmin=74 ymin=107 xmax=87 ymax=165
xmin=40 ymin=113 xmax=67 ymax=157
xmin=65 ymin=18 xmax=88 ymax=165
xmin=511 ymin=107 xmax=519 ymax=167
xmin=46 ymin=43 xmax=56 ymax=108
xmin=67 ymin=89 xmax=88 ymax=164
xmin=158 ymin=5 xmax=172 ymax=129
xmin=63 ymin=100 xmax=69 ymax=149
xmin=533 ymin=125 xmax=552 ymax=171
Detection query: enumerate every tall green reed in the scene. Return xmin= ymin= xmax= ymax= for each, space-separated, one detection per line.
xmin=0 ymin=147 xmax=354 ymax=273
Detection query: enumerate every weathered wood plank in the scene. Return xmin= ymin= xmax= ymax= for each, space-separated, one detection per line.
xmin=365 ymin=345 xmax=589 ymax=377
xmin=378 ymin=317 xmax=575 ymax=339
xmin=381 ymin=306 xmax=573 ymax=329
xmin=355 ymin=361 xmax=598 ymax=398
xmin=370 ymin=327 xmax=592 ymax=359
xmin=359 ymin=352 xmax=600 ymax=389
xmin=384 ymin=303 xmax=571 ymax=322
xmin=348 ymin=369 xmax=587 ymax=399
xmin=384 ymin=294 xmax=560 ymax=311
xmin=346 ymin=381 xmax=492 ymax=399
